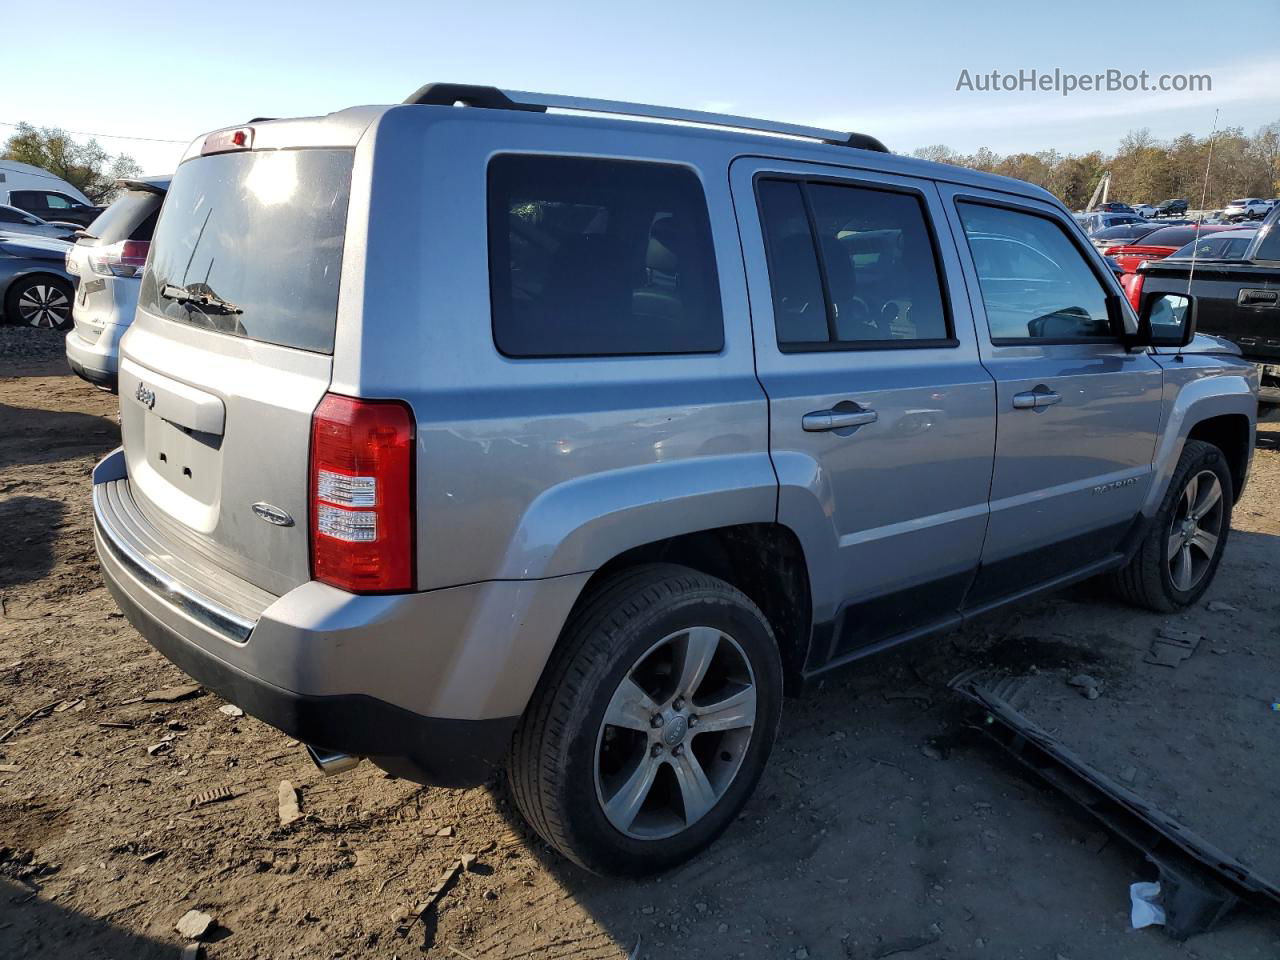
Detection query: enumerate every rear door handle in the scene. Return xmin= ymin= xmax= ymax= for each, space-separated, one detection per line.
xmin=802 ymin=407 xmax=878 ymax=432
xmin=1012 ymin=389 xmax=1062 ymax=410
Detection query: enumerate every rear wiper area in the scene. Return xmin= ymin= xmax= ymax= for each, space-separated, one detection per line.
xmin=160 ymin=281 xmax=243 ymax=316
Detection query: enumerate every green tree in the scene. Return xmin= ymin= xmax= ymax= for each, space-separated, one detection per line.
xmin=2 ymin=123 xmax=142 ymax=205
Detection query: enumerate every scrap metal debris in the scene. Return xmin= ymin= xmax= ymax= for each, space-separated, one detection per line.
xmin=190 ymin=786 xmax=235 ymax=808
xmin=144 ymin=685 xmax=203 ymax=703
xmin=950 ymin=669 xmax=1280 ymax=939
xmin=1144 ymin=628 xmax=1202 ymax=668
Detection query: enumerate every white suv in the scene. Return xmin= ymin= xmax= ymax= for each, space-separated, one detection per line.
xmin=64 ymin=177 xmax=169 ymax=390
xmin=1222 ymin=198 xmax=1269 ymax=222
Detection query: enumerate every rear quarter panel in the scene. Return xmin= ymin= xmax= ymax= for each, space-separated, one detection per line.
xmin=338 ymin=108 xmax=775 ymax=588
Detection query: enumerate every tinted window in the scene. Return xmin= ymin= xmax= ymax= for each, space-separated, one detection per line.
xmin=1168 ymin=234 xmax=1256 ymax=260
xmin=1141 ymin=226 xmax=1218 ymax=248
xmin=957 ymin=202 xmax=1114 ymax=341
xmin=1256 ymin=220 xmax=1280 ymax=261
xmin=488 ymin=155 xmax=723 ymax=357
xmin=139 ymin=149 xmax=352 ymax=354
xmin=83 ymin=189 xmax=163 ymax=242
xmin=1092 ymin=224 xmax=1157 ymax=241
xmin=758 ymin=179 xmax=950 ymax=348
xmin=757 ymin=180 xmax=828 ymax=343
xmin=9 ymin=190 xmax=40 ymax=209
xmin=0 ymin=206 xmax=23 ymax=223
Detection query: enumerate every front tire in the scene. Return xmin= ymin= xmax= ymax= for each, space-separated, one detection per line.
xmin=1111 ymin=439 xmax=1232 ymax=612
xmin=509 ymin=564 xmax=783 ymax=875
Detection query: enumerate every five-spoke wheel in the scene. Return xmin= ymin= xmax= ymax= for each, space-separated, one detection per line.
xmin=595 ymin=626 xmax=757 ymax=839
xmin=1167 ymin=469 xmax=1224 ymax=592
xmin=510 ymin=564 xmax=781 ymax=876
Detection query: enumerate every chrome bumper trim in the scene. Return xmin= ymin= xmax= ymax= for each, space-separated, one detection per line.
xmin=93 ymin=481 xmax=255 ymax=643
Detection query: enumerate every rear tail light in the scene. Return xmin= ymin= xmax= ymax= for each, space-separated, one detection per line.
xmin=87 ymin=239 xmax=150 ymax=278
xmin=310 ymin=393 xmax=415 ymax=593
xmin=1121 ymin=272 xmax=1145 ymax=312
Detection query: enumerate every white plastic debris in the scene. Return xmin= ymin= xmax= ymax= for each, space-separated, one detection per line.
xmin=1130 ymin=881 xmax=1166 ymax=929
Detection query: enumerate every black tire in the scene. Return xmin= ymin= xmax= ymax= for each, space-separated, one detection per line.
xmin=5 ymin=274 xmax=73 ymax=330
xmin=1110 ymin=439 xmax=1233 ymax=612
xmin=509 ymin=563 xmax=783 ymax=876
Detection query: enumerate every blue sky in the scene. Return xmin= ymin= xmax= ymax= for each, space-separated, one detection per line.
xmin=3 ymin=0 xmax=1276 ymax=175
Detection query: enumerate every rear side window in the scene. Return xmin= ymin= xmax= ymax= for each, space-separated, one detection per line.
xmin=488 ymin=155 xmax=723 ymax=357
xmin=139 ymin=148 xmax=353 ymax=354
xmin=757 ymin=177 xmax=951 ymax=349
xmin=957 ymin=202 xmax=1113 ymax=342
xmin=83 ymin=189 xmax=163 ymax=242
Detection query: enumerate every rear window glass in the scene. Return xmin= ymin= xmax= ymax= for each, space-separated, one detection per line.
xmin=488 ymin=154 xmax=723 ymax=357
xmin=1168 ymin=234 xmax=1255 ymax=260
xmin=1092 ymin=224 xmax=1156 ymax=241
xmin=83 ymin=189 xmax=163 ymax=243
xmin=139 ymin=149 xmax=352 ymax=354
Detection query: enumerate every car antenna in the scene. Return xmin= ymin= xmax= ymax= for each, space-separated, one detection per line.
xmin=1180 ymin=108 xmax=1220 ymax=362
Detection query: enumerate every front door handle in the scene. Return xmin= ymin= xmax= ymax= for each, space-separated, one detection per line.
xmin=802 ymin=407 xmax=878 ymax=432
xmin=1012 ymin=389 xmax=1062 ymax=410
xmin=1239 ymin=288 xmax=1279 ymax=308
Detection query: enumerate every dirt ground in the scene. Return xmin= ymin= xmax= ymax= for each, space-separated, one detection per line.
xmin=2 ymin=326 xmax=1279 ymax=960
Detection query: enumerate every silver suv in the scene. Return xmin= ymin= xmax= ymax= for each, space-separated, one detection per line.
xmin=93 ymin=84 xmax=1258 ymax=875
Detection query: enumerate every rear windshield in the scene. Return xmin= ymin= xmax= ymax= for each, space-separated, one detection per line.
xmin=1168 ymin=234 xmax=1256 ymax=261
xmin=1093 ymin=224 xmax=1156 ymax=240
xmin=82 ymin=189 xmax=163 ymax=243
xmin=139 ymin=148 xmax=353 ymax=354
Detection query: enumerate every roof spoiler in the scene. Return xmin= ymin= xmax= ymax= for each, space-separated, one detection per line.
xmin=115 ymin=178 xmax=167 ymax=196
xmin=402 ymin=82 xmax=888 ymax=153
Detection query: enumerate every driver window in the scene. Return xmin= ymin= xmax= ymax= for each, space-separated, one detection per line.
xmin=758 ymin=177 xmax=951 ymax=349
xmin=957 ymin=201 xmax=1113 ymax=341
xmin=45 ymin=193 xmax=75 ymax=208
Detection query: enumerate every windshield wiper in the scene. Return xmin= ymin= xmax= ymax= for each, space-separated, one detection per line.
xmin=160 ymin=282 xmax=243 ymax=316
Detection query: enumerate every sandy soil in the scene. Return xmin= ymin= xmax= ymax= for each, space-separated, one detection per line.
xmin=2 ymin=327 xmax=1278 ymax=960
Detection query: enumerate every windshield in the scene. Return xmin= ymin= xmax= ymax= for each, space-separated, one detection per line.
xmin=138 ymin=148 xmax=353 ymax=353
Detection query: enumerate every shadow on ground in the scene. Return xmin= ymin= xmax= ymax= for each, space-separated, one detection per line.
xmin=0 ymin=402 xmax=119 ymax=470
xmin=0 ymin=878 xmax=173 ymax=959
xmin=0 ymin=497 xmax=64 ymax=588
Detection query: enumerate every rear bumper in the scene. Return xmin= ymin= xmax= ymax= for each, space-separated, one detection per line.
xmin=91 ymin=449 xmax=589 ymax=786
xmin=65 ymin=322 xmax=124 ymax=387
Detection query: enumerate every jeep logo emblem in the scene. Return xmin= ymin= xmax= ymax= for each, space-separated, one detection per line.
xmin=252 ymin=503 xmax=294 ymax=527
xmin=135 ymin=382 xmax=156 ymax=409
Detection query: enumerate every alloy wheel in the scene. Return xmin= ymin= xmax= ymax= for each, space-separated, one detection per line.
xmin=1167 ymin=469 xmax=1225 ymax=591
xmin=17 ymin=284 xmax=71 ymax=328
xmin=594 ymin=626 xmax=757 ymax=840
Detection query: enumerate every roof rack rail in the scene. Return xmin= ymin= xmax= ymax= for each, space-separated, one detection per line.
xmin=402 ymin=83 xmax=888 ymax=153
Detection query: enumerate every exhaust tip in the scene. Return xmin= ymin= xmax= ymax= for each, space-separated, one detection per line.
xmin=305 ymin=744 xmax=362 ymax=776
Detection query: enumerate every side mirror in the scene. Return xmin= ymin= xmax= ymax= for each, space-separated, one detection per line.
xmin=1133 ymin=292 xmax=1196 ymax=348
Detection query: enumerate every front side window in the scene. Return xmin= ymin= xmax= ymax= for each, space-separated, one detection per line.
xmin=757 ymin=178 xmax=951 ymax=349
xmin=488 ymin=155 xmax=723 ymax=358
xmin=45 ymin=193 xmax=75 ymax=208
xmin=957 ymin=202 xmax=1114 ymax=342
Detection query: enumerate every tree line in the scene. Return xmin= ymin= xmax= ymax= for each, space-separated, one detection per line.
xmin=912 ymin=121 xmax=1280 ymax=211
xmin=3 ymin=123 xmax=142 ymax=205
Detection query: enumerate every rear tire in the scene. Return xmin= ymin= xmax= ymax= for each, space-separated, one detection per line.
xmin=1110 ymin=439 xmax=1232 ymax=612
xmin=509 ymin=563 xmax=783 ymax=876
xmin=6 ymin=275 xmax=73 ymax=329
